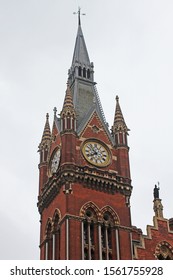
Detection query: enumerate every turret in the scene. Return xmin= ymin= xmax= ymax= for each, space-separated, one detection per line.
xmin=38 ymin=113 xmax=51 ymax=162
xmin=60 ymin=84 xmax=76 ymax=132
xmin=60 ymin=84 xmax=76 ymax=164
xmin=112 ymin=96 xmax=131 ymax=178
xmin=112 ymin=96 xmax=129 ymax=147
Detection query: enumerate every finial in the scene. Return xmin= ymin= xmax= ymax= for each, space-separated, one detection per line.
xmin=46 ymin=113 xmax=49 ymax=120
xmin=116 ymin=95 xmax=119 ymax=102
xmin=73 ymin=7 xmax=86 ymax=26
xmin=53 ymin=107 xmax=57 ymax=117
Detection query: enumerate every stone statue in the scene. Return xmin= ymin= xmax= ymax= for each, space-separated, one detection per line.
xmin=154 ymin=184 xmax=160 ymax=199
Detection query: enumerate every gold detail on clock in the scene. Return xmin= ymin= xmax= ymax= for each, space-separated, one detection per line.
xmin=82 ymin=140 xmax=111 ymax=167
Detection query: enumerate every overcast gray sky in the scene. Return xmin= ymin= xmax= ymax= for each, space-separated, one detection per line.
xmin=1 ymin=0 xmax=173 ymax=259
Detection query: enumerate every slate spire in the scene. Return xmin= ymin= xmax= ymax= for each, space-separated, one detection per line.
xmin=71 ymin=8 xmax=90 ymax=67
xmin=67 ymin=10 xmax=110 ymax=137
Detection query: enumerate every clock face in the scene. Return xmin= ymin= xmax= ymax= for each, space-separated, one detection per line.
xmin=82 ymin=140 xmax=110 ymax=167
xmin=50 ymin=149 xmax=61 ymax=174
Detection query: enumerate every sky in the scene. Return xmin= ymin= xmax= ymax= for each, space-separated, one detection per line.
xmin=0 ymin=0 xmax=173 ymax=259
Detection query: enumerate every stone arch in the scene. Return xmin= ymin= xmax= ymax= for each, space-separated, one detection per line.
xmin=100 ymin=205 xmax=120 ymax=225
xmin=155 ymin=241 xmax=173 ymax=260
xmin=80 ymin=201 xmax=100 ymax=221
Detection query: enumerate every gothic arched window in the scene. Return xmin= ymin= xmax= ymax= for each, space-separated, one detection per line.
xmin=83 ymin=208 xmax=98 ymax=260
xmin=101 ymin=211 xmax=114 ymax=260
xmin=100 ymin=207 xmax=120 ymax=260
xmin=80 ymin=203 xmax=99 ymax=260
xmin=80 ymin=203 xmax=120 ymax=260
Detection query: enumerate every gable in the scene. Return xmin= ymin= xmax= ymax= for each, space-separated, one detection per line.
xmin=79 ymin=111 xmax=113 ymax=147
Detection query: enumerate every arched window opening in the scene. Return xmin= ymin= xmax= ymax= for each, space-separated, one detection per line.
xmin=53 ymin=214 xmax=59 ymax=232
xmin=87 ymin=69 xmax=90 ymax=79
xmin=83 ymin=68 xmax=86 ymax=78
xmin=78 ymin=66 xmax=82 ymax=76
xmin=101 ymin=211 xmax=114 ymax=260
xmin=52 ymin=212 xmax=61 ymax=260
xmin=82 ymin=207 xmax=98 ymax=260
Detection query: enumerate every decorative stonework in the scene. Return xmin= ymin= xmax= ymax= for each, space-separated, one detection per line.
xmin=100 ymin=205 xmax=120 ymax=225
xmin=38 ymin=164 xmax=132 ymax=213
xmin=80 ymin=201 xmax=120 ymax=225
xmin=91 ymin=125 xmax=100 ymax=133
xmin=155 ymin=241 xmax=173 ymax=260
xmin=80 ymin=201 xmax=100 ymax=221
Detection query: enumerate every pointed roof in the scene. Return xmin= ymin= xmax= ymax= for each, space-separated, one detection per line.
xmin=60 ymin=84 xmax=76 ymax=116
xmin=39 ymin=113 xmax=51 ymax=149
xmin=71 ymin=9 xmax=90 ymax=67
xmin=66 ymin=10 xmax=113 ymax=144
xmin=112 ymin=96 xmax=129 ymax=133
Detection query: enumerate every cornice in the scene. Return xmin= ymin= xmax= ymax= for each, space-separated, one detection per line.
xmin=37 ymin=164 xmax=132 ymax=213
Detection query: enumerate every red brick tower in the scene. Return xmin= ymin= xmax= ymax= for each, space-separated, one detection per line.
xmin=38 ymin=10 xmax=133 ymax=260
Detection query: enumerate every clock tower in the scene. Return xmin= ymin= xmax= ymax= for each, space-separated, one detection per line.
xmin=38 ymin=11 xmax=132 ymax=260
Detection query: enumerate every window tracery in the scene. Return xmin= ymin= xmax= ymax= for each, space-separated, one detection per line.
xmin=80 ymin=202 xmax=120 ymax=260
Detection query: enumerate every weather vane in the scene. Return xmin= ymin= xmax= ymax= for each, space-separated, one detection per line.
xmin=73 ymin=7 xmax=86 ymax=26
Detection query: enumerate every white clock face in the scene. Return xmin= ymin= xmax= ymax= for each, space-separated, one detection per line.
xmin=50 ymin=149 xmax=61 ymax=174
xmin=82 ymin=140 xmax=110 ymax=167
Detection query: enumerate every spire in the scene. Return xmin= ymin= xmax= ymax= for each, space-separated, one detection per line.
xmin=39 ymin=113 xmax=51 ymax=150
xmin=153 ymin=184 xmax=164 ymax=218
xmin=67 ymin=9 xmax=111 ymax=141
xmin=71 ymin=21 xmax=90 ymax=68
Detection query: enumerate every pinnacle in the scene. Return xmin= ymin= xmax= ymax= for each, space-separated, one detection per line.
xmin=61 ymin=84 xmax=76 ymax=117
xmin=113 ymin=96 xmax=129 ymax=133
xmin=63 ymin=84 xmax=74 ymax=109
xmin=40 ymin=113 xmax=51 ymax=147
